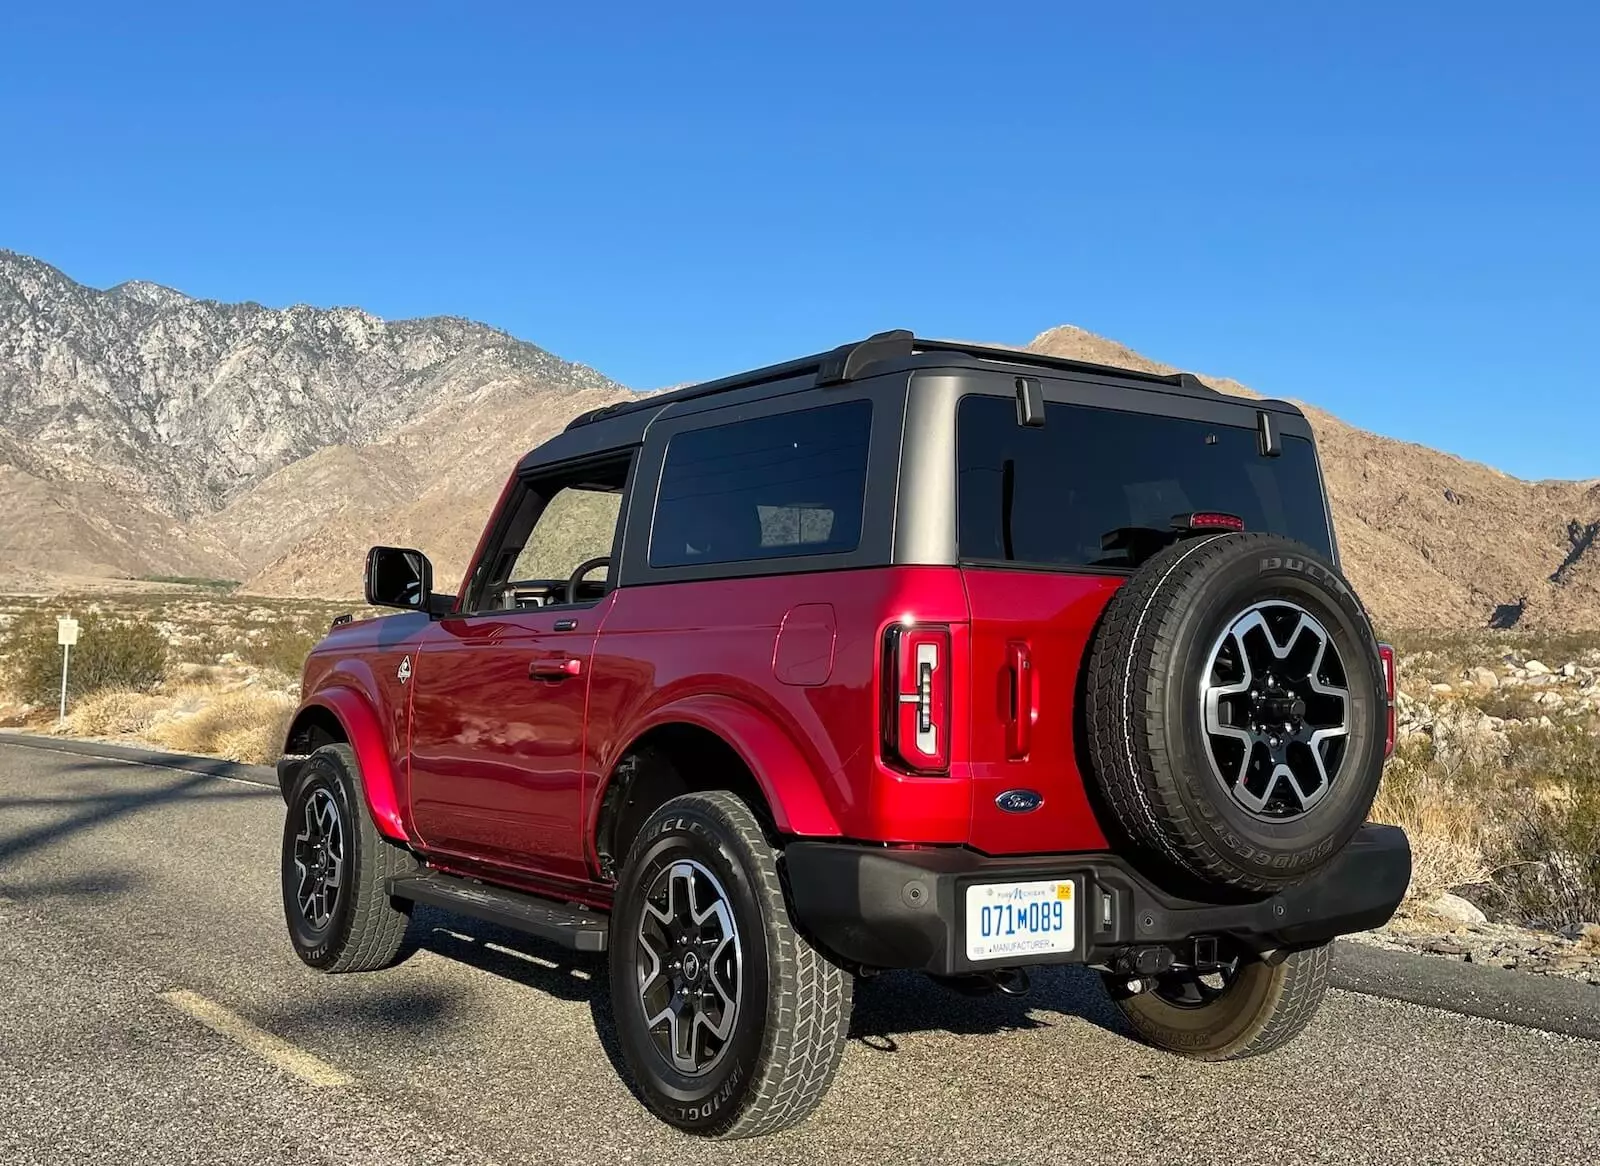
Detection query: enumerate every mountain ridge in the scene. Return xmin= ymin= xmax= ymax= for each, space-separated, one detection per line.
xmin=1 ymin=250 xmax=1596 ymax=630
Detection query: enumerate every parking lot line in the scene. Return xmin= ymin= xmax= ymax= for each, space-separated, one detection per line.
xmin=159 ymin=988 xmax=353 ymax=1087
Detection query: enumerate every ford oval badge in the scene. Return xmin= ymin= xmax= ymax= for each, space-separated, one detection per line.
xmin=995 ymin=789 xmax=1043 ymax=814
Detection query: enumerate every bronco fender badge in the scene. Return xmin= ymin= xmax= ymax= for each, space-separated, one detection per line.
xmin=397 ymin=655 xmax=412 ymax=685
xmin=995 ymin=789 xmax=1043 ymax=814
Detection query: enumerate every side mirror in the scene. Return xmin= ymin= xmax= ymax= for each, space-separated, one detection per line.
xmin=364 ymin=546 xmax=433 ymax=611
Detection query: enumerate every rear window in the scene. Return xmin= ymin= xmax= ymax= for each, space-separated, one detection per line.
xmin=956 ymin=395 xmax=1331 ymax=570
xmin=650 ymin=400 xmax=872 ymax=568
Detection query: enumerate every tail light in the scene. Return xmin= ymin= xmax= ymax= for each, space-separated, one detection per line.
xmin=882 ymin=624 xmax=951 ymax=773
xmin=1377 ymin=642 xmax=1396 ymax=758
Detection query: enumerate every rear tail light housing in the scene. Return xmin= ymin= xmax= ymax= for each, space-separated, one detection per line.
xmin=882 ymin=623 xmax=951 ymax=773
xmin=1377 ymin=642 xmax=1396 ymax=758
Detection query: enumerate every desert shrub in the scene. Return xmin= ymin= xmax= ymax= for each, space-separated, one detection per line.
xmin=66 ymin=689 xmax=166 ymax=737
xmin=1462 ymin=686 xmax=1545 ymax=723
xmin=1500 ymin=721 xmax=1600 ymax=792
xmin=1492 ymin=786 xmax=1600 ymax=928
xmin=236 ymin=625 xmax=321 ymax=678
xmin=3 ymin=612 xmax=167 ymax=705
xmin=146 ymin=689 xmax=296 ymax=764
xmin=1371 ymin=739 xmax=1491 ymax=896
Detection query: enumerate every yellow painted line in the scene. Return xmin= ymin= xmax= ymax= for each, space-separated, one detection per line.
xmin=159 ymin=989 xmax=353 ymax=1087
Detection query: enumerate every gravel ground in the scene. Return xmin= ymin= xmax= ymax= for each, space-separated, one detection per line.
xmin=1 ymin=737 xmax=1597 ymax=1166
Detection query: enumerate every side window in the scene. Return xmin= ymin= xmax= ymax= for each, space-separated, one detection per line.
xmin=510 ymin=487 xmax=622 ymax=583
xmin=464 ymin=458 xmax=630 ymax=612
xmin=649 ymin=400 xmax=872 ymax=569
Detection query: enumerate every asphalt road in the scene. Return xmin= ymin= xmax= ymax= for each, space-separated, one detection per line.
xmin=1 ymin=736 xmax=1596 ymax=1166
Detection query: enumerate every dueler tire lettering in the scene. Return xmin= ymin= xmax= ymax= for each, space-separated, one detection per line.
xmin=1083 ymin=532 xmax=1386 ymax=893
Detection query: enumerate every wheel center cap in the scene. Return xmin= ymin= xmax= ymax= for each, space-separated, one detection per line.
xmin=1261 ymin=694 xmax=1306 ymax=723
xmin=681 ymin=950 xmax=702 ymax=982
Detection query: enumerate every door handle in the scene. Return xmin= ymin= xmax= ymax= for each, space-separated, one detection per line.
xmin=529 ymin=658 xmax=583 ymax=681
xmin=1006 ymin=641 xmax=1034 ymax=759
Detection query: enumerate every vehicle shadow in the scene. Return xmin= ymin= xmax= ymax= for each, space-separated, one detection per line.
xmin=408 ymin=910 xmax=1133 ymax=1082
xmin=849 ymin=966 xmax=1133 ymax=1051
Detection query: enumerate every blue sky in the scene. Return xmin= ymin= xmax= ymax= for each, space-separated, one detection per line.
xmin=2 ymin=2 xmax=1595 ymax=480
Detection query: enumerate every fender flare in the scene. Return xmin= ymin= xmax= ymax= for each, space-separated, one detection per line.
xmin=284 ymin=688 xmax=410 ymax=842
xmin=608 ymin=693 xmax=843 ymax=838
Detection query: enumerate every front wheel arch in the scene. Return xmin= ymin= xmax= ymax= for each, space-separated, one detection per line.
xmin=280 ymin=690 xmax=410 ymax=842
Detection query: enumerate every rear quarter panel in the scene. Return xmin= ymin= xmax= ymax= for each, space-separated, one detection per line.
xmin=585 ymin=567 xmax=972 ymax=845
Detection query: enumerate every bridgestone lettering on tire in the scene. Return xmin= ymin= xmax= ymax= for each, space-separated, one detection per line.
xmin=609 ymin=790 xmax=853 ymax=1139
xmin=1084 ymin=533 xmax=1386 ymax=892
xmin=282 ymin=743 xmax=417 ymax=973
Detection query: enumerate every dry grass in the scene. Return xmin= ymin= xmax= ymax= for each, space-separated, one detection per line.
xmin=143 ymin=688 xmax=296 ymax=764
xmin=1370 ymin=746 xmax=1492 ymax=897
xmin=64 ymin=689 xmax=168 ymax=737
xmin=53 ymin=681 xmax=296 ymax=765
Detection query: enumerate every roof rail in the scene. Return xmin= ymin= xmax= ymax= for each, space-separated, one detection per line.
xmin=905 ymin=337 xmax=1193 ymax=389
xmin=564 ymin=329 xmax=1213 ymax=431
xmin=563 ymin=332 xmax=915 ymax=431
xmin=814 ymin=329 xmax=915 ymax=386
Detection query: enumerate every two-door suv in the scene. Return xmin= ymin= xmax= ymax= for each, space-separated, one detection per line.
xmin=277 ymin=331 xmax=1410 ymax=1138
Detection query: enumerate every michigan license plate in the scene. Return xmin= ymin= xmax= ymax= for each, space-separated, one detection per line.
xmin=964 ymin=879 xmax=1076 ymax=961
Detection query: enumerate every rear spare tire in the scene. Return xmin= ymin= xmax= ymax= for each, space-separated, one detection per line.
xmin=1084 ymin=532 xmax=1385 ymax=892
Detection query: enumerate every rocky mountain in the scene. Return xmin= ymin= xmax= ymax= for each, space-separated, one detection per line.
xmin=1 ymin=252 xmax=1597 ymax=629
xmin=1028 ymin=326 xmax=1600 ymax=630
xmin=0 ymin=250 xmax=628 ymax=584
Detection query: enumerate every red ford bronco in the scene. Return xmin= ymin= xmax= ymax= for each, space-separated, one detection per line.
xmin=277 ymin=331 xmax=1409 ymax=1138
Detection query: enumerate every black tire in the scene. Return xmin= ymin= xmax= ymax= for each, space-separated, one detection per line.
xmin=1084 ymin=532 xmax=1386 ymax=892
xmin=1106 ymin=942 xmax=1331 ymax=1059
xmin=608 ymin=790 xmax=853 ymax=1139
xmin=281 ymin=743 xmax=417 ymax=973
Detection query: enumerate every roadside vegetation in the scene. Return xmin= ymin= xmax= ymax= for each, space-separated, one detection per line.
xmin=0 ymin=590 xmax=366 ymax=764
xmin=1373 ymin=627 xmax=1600 ymax=929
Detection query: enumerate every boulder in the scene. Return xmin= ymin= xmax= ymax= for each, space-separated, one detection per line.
xmin=1423 ymin=892 xmax=1489 ymax=926
xmin=1525 ymin=660 xmax=1552 ymax=676
xmin=1470 ymin=666 xmax=1499 ymax=689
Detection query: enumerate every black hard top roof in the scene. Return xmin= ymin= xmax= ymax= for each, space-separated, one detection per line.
xmin=562 ymin=330 xmax=1297 ymax=437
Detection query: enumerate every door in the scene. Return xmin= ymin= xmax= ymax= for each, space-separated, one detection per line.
xmin=407 ymin=459 xmax=629 ymax=882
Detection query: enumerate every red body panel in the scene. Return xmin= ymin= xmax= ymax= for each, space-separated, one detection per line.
xmin=407 ymin=600 xmax=609 ymax=884
xmin=294 ymin=611 xmax=432 ymax=840
xmin=298 ymin=686 xmax=411 ymax=840
xmin=289 ymin=553 xmax=1129 ymax=882
xmin=961 ymin=568 xmax=1120 ymax=855
xmin=584 ymin=568 xmax=972 ymax=846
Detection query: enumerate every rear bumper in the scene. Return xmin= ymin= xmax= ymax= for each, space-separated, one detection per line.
xmin=783 ymin=824 xmax=1411 ymax=975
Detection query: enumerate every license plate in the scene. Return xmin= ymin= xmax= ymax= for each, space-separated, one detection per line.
xmin=964 ymin=879 xmax=1076 ymax=962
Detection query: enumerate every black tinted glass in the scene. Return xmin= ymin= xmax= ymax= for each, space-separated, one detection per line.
xmin=651 ymin=400 xmax=872 ymax=568
xmin=957 ymin=395 xmax=1331 ymax=569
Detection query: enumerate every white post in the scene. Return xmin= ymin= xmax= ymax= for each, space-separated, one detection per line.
xmin=59 ymin=642 xmax=70 ymax=726
xmin=55 ymin=614 xmax=79 ymax=728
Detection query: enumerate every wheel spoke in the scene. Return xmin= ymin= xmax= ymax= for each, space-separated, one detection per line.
xmin=634 ymin=857 xmax=742 ymax=1078
xmin=1200 ymin=601 xmax=1352 ymax=820
xmin=293 ymin=788 xmax=345 ymax=931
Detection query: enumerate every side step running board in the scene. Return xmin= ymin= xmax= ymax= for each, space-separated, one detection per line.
xmin=386 ymin=871 xmax=609 ymax=952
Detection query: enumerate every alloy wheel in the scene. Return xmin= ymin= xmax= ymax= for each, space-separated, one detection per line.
xmin=1200 ymin=600 xmax=1351 ymax=819
xmin=635 ymin=859 xmax=742 ymax=1077
xmin=292 ymin=787 xmax=346 ymax=931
